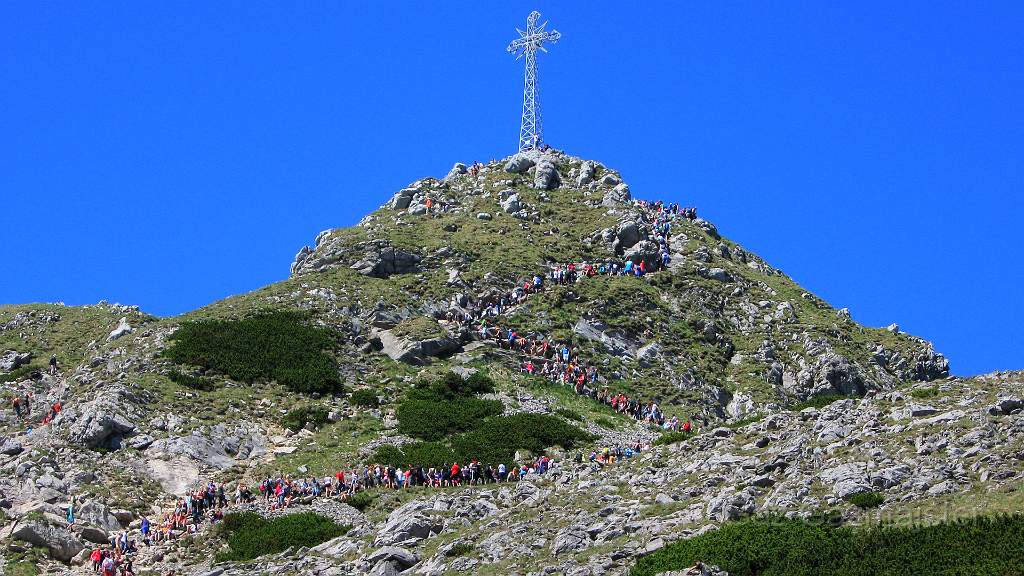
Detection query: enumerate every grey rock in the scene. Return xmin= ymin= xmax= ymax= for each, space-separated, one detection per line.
xmin=11 ymin=520 xmax=85 ymax=562
xmin=477 ymin=212 xmax=492 ymax=221
xmin=989 ymin=397 xmax=1023 ymax=416
xmin=446 ymin=163 xmax=468 ymax=179
xmin=366 ymin=546 xmax=420 ymax=569
xmin=66 ymin=388 xmax=136 ymax=449
xmin=706 ymin=268 xmax=733 ymax=282
xmin=504 ymin=154 xmax=536 ymax=174
xmin=1 ymin=437 xmax=24 ymax=456
xmin=107 ymin=317 xmax=133 ymax=341
xmin=602 ymin=182 xmax=631 ymax=207
xmin=551 ymin=526 xmax=591 ymax=555
xmin=533 ymin=159 xmax=560 ymax=190
xmin=374 ymin=511 xmax=443 ymax=547
xmin=0 ymin=350 xmax=32 ymax=372
xmin=351 ymin=246 xmax=421 ymax=278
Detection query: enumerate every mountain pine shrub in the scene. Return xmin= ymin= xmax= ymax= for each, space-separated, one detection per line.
xmin=164 ymin=311 xmax=342 ymax=394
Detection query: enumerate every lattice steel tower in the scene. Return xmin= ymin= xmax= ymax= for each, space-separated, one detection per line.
xmin=507 ymin=11 xmax=561 ymax=152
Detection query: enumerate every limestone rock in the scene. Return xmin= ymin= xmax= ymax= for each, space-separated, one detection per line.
xmin=533 ymin=159 xmax=560 ymax=190
xmin=0 ymin=350 xmax=32 ymax=372
xmin=11 ymin=520 xmax=85 ymax=562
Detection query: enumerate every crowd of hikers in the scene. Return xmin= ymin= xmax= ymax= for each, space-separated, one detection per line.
xmin=439 ymin=199 xmax=697 ymax=431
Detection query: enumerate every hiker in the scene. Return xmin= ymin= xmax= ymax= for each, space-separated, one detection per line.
xmin=66 ymin=501 xmax=75 ymax=530
xmin=12 ymin=396 xmax=21 ymax=418
xmin=49 ymin=354 xmax=58 ymax=375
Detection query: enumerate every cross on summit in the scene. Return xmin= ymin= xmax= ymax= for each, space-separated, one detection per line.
xmin=507 ymin=11 xmax=561 ymax=153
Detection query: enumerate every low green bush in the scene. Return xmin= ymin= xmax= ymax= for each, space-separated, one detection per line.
xmin=346 ymin=491 xmax=374 ymax=512
xmin=396 ymin=397 xmax=503 ymax=441
xmin=445 ymin=542 xmax=475 ymax=557
xmin=910 ymin=386 xmax=939 ymax=399
xmin=631 ymin=514 xmax=1024 ymax=576
xmin=214 ymin=512 xmax=349 ymax=562
xmin=281 ymin=405 xmax=330 ymax=432
xmin=167 ymin=369 xmax=215 ymax=391
xmin=845 ymin=490 xmax=884 ymax=509
xmin=165 ymin=311 xmax=342 ymax=394
xmin=595 ymin=417 xmax=617 ymax=429
xmin=653 ymin=431 xmax=690 ymax=446
xmin=376 ymin=413 xmax=594 ymax=468
xmin=350 ymin=389 xmax=380 ymax=408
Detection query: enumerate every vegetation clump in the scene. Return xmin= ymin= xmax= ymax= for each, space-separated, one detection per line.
xmin=653 ymin=431 xmax=691 ymax=446
xmin=554 ymin=407 xmax=583 ymax=421
xmin=214 ymin=512 xmax=349 ymax=562
xmin=631 ymin=514 xmax=1024 ymax=576
xmin=845 ymin=490 xmax=884 ymax=509
xmin=346 ymin=491 xmax=374 ymax=512
xmin=350 ymin=389 xmax=380 ymax=408
xmin=281 ymin=405 xmax=330 ymax=432
xmin=167 ymin=369 xmax=215 ymax=391
xmin=395 ymin=372 xmax=502 ymax=440
xmin=910 ymin=386 xmax=940 ymax=399
xmin=165 ymin=311 xmax=342 ymax=394
xmin=376 ymin=413 xmax=593 ymax=468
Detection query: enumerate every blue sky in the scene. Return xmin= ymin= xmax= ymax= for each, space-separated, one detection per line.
xmin=1 ymin=2 xmax=1021 ymax=375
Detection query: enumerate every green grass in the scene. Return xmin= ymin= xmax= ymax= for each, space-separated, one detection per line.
xmin=446 ymin=542 xmax=475 ymax=557
xmin=631 ymin=514 xmax=1024 ymax=576
xmin=214 ymin=512 xmax=349 ymax=562
xmin=346 ymin=491 xmax=374 ymax=512
xmin=554 ymin=407 xmax=583 ymax=421
xmin=164 ymin=310 xmax=343 ymax=394
xmin=392 ymin=316 xmax=446 ymax=341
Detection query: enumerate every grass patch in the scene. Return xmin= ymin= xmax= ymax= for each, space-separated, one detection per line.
xmin=165 ymin=311 xmax=342 ymax=394
xmin=392 ymin=316 xmax=446 ymax=341
xmin=595 ymin=417 xmax=617 ymax=429
xmin=0 ymin=364 xmax=38 ymax=384
xmin=632 ymin=514 xmax=1024 ymax=576
xmin=846 ymin=490 xmax=884 ymax=509
xmin=214 ymin=512 xmax=349 ymax=562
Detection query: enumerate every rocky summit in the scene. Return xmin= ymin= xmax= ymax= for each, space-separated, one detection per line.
xmin=0 ymin=149 xmax=1019 ymax=576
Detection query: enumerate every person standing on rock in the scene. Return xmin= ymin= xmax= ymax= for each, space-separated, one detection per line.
xmin=11 ymin=396 xmax=21 ymax=418
xmin=49 ymin=354 xmax=58 ymax=375
xmin=66 ymin=500 xmax=75 ymax=530
xmin=23 ymin=392 xmax=31 ymax=417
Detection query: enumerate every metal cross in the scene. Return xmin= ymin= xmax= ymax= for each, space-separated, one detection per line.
xmin=507 ymin=11 xmax=561 ymax=152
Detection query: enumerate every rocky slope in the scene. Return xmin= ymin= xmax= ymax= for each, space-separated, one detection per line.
xmin=0 ymin=149 xmax=1008 ymax=576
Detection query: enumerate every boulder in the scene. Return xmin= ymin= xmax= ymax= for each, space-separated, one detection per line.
xmin=504 ymin=154 xmax=535 ymax=174
xmin=1 ymin=437 xmax=24 ymax=456
xmin=66 ymin=389 xmax=136 ymax=449
xmin=707 ymin=488 xmax=756 ymax=521
xmin=533 ymin=159 xmax=560 ymax=190
xmin=388 ymin=188 xmax=417 ymax=210
xmin=624 ymin=240 xmax=660 ymax=269
xmin=602 ymin=182 xmax=631 ymax=207
xmin=615 ymin=221 xmax=641 ymax=250
xmin=351 ymin=247 xmax=421 ymax=278
xmin=374 ymin=512 xmax=443 ymax=546
xmin=576 ymin=161 xmax=596 ymax=186
xmin=77 ymin=500 xmax=123 ymax=533
xmin=366 ymin=546 xmax=420 ymax=570
xmin=11 ymin=520 xmax=85 ymax=562
xmin=107 ymin=317 xmax=133 ymax=341
xmin=0 ymin=350 xmax=32 ymax=372
xmin=500 ymin=194 xmax=523 ymax=214
xmin=819 ymin=462 xmax=871 ymax=499
xmin=551 ymin=525 xmax=591 ymax=555
xmin=477 ymin=212 xmax=492 ymax=221
xmin=445 ymin=163 xmax=467 ymax=180
xmin=989 ymin=397 xmax=1023 ymax=416
xmin=693 ymin=218 xmax=719 ymax=238
xmin=706 ymin=268 xmax=733 ymax=282
xmin=375 ymin=329 xmax=461 ymax=365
